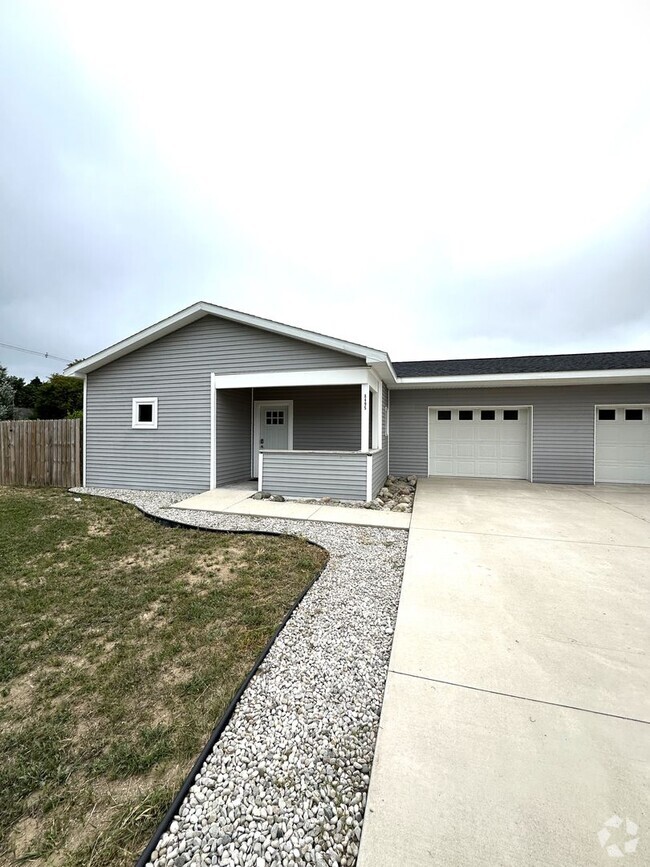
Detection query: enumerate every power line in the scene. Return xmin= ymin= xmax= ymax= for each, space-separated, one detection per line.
xmin=0 ymin=341 xmax=72 ymax=364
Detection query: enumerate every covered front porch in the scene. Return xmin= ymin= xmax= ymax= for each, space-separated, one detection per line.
xmin=210 ymin=368 xmax=388 ymax=501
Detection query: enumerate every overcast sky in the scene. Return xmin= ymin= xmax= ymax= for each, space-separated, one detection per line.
xmin=2 ymin=1 xmax=650 ymax=380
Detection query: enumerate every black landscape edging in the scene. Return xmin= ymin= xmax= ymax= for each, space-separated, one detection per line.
xmin=80 ymin=497 xmax=329 ymax=867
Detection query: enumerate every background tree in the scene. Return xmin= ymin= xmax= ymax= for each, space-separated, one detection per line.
xmin=9 ymin=375 xmax=42 ymax=410
xmin=0 ymin=365 xmax=16 ymax=420
xmin=34 ymin=374 xmax=83 ymax=419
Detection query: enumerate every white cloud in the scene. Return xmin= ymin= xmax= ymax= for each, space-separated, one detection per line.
xmin=2 ymin=0 xmax=650 ymax=373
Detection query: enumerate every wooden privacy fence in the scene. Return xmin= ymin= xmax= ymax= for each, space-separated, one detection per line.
xmin=0 ymin=419 xmax=82 ymax=487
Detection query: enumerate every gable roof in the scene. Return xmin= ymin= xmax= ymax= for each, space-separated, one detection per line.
xmin=67 ymin=301 xmax=390 ymax=375
xmin=393 ymin=349 xmax=650 ymax=378
xmin=67 ymin=301 xmax=650 ymax=388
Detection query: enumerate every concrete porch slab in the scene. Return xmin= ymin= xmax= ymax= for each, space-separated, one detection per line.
xmin=173 ymin=487 xmax=254 ymax=511
xmin=171 ymin=488 xmax=411 ymax=529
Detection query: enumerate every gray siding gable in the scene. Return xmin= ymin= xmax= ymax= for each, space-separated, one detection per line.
xmin=86 ymin=314 xmax=363 ymax=491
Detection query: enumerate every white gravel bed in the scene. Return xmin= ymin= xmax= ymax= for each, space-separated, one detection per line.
xmin=71 ymin=488 xmax=407 ymax=867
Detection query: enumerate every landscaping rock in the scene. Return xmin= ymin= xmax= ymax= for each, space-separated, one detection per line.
xmin=72 ymin=487 xmax=407 ymax=867
xmin=296 ymin=476 xmax=416 ymax=514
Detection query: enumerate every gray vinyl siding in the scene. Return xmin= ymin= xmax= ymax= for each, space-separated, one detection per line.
xmin=216 ymin=389 xmax=251 ymax=485
xmin=389 ymin=383 xmax=650 ymax=484
xmin=85 ymin=314 xmax=360 ymax=491
xmin=261 ymin=451 xmax=368 ymax=500
xmin=254 ymin=385 xmax=361 ymax=451
xmin=372 ymin=449 xmax=388 ymax=497
xmin=371 ymin=383 xmax=389 ymax=496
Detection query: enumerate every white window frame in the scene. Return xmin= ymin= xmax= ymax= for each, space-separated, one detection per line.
xmin=132 ymin=397 xmax=158 ymax=429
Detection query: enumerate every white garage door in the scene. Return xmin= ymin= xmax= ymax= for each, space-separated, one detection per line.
xmin=428 ymin=407 xmax=530 ymax=480
xmin=595 ymin=406 xmax=650 ymax=484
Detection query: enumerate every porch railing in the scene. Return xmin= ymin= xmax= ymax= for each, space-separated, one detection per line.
xmin=259 ymin=449 xmax=387 ymax=501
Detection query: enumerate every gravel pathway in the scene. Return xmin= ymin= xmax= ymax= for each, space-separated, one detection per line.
xmin=72 ymin=488 xmax=407 ymax=867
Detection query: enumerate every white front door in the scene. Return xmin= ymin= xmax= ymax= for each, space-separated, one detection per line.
xmin=254 ymin=402 xmax=292 ymax=476
xmin=595 ymin=406 xmax=650 ymax=484
xmin=428 ymin=406 xmax=530 ymax=480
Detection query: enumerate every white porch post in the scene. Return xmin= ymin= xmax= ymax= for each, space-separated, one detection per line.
xmin=360 ymin=383 xmax=370 ymax=451
xmin=209 ymin=374 xmax=217 ymax=489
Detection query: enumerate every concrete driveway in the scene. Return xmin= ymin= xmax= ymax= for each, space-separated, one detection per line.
xmin=359 ymin=478 xmax=650 ymax=866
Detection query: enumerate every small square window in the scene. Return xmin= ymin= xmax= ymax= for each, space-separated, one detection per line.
xmin=625 ymin=408 xmax=643 ymax=421
xmin=503 ymin=409 xmax=519 ymax=421
xmin=598 ymin=409 xmax=616 ymax=421
xmin=132 ymin=398 xmax=158 ymax=429
xmin=480 ymin=410 xmax=496 ymax=421
xmin=437 ymin=410 xmax=452 ymax=421
xmin=459 ymin=410 xmax=473 ymax=421
xmin=138 ymin=404 xmax=153 ymax=423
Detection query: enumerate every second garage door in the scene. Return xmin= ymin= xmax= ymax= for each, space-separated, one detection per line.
xmin=428 ymin=406 xmax=530 ymax=480
xmin=595 ymin=406 xmax=650 ymax=484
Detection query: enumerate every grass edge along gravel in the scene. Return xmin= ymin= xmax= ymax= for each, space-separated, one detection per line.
xmin=0 ymin=486 xmax=327 ymax=867
xmin=71 ymin=488 xmax=407 ymax=867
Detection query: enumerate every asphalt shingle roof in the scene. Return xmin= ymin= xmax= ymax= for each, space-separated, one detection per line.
xmin=392 ymin=349 xmax=650 ymax=378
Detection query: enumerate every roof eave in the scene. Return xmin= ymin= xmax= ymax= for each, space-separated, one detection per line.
xmin=391 ymin=369 xmax=650 ymax=388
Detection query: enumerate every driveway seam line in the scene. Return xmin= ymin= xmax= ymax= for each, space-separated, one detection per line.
xmin=408 ymin=525 xmax=650 ymax=549
xmin=580 ymin=488 xmax=650 ymax=525
xmin=389 ymin=670 xmax=650 ymax=725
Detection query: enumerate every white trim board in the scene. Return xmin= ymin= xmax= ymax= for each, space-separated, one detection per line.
xmin=392 ymin=368 xmax=650 ymax=389
xmin=210 ymin=382 xmax=217 ymax=489
xmin=82 ymin=375 xmax=87 ymax=487
xmin=213 ymin=367 xmax=382 ymax=390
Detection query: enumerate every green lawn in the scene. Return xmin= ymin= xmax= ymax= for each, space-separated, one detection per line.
xmin=0 ymin=487 xmax=326 ymax=866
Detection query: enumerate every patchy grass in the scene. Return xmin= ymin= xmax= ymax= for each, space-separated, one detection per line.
xmin=0 ymin=487 xmax=327 ymax=866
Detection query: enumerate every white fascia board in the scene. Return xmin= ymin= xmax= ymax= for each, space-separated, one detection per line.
xmin=66 ymin=302 xmax=208 ymax=375
xmin=82 ymin=375 xmax=87 ymax=486
xmin=67 ymin=301 xmax=390 ymax=376
xmin=370 ymin=358 xmax=398 ymax=385
xmin=370 ymin=356 xmax=399 ymax=388
xmin=212 ymin=367 xmax=377 ymax=390
xmin=392 ymin=368 xmax=650 ymax=389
